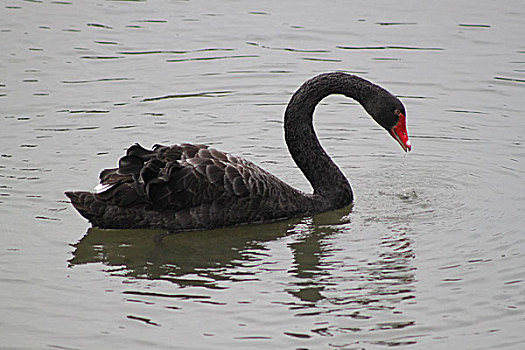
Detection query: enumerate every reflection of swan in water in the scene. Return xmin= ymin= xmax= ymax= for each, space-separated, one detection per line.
xmin=70 ymin=209 xmax=416 ymax=340
xmin=286 ymin=222 xmax=416 ymax=316
xmin=69 ymin=216 xmax=308 ymax=288
xmin=69 ymin=209 xmax=350 ymax=287
xmin=66 ymin=72 xmax=411 ymax=232
xmin=70 ymin=207 xmax=414 ymax=307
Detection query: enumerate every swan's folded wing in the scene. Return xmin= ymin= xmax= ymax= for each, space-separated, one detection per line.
xmin=94 ymin=143 xmax=287 ymax=211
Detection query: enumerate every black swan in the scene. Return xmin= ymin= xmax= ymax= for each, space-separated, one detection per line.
xmin=66 ymin=72 xmax=411 ymax=231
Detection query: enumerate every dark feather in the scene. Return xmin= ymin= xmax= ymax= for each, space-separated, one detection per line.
xmin=65 ymin=72 xmax=408 ymax=231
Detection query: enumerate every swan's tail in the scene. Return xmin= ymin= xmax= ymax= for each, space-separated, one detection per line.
xmin=65 ymin=191 xmax=158 ymax=229
xmin=65 ymin=191 xmax=101 ymax=223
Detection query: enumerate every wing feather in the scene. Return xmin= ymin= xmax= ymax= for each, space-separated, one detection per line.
xmin=93 ymin=143 xmax=288 ymax=211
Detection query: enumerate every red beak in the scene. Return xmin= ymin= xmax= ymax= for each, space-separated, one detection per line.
xmin=389 ymin=112 xmax=412 ymax=152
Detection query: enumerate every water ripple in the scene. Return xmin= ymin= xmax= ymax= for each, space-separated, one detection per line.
xmin=337 ymin=45 xmax=444 ymax=51
xmin=61 ymin=78 xmax=134 ymax=84
xmin=142 ymin=91 xmax=234 ymax=102
xmin=118 ymin=48 xmax=235 ymax=55
xmin=166 ymin=55 xmax=258 ymax=63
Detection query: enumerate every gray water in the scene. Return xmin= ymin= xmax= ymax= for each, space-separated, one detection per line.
xmin=1 ymin=0 xmax=524 ymax=349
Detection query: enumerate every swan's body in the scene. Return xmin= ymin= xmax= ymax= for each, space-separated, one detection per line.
xmin=66 ymin=72 xmax=411 ymax=231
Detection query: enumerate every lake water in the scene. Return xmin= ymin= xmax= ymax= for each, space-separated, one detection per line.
xmin=1 ymin=0 xmax=524 ymax=349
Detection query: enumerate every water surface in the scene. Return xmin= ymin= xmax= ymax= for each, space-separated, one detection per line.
xmin=1 ymin=0 xmax=524 ymax=349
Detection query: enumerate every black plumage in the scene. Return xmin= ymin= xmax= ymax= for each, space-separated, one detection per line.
xmin=66 ymin=72 xmax=411 ymax=232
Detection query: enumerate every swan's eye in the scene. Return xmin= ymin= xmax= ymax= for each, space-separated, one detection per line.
xmin=394 ymin=109 xmax=402 ymax=116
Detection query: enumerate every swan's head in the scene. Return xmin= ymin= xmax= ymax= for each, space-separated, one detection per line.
xmin=367 ymin=94 xmax=412 ymax=152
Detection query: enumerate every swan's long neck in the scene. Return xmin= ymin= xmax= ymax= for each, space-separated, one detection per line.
xmin=284 ymin=73 xmax=380 ymax=209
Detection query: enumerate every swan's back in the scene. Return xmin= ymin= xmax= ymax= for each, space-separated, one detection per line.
xmin=66 ymin=143 xmax=311 ymax=231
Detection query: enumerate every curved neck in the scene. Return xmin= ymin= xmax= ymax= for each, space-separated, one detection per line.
xmin=284 ymin=73 xmax=382 ymax=209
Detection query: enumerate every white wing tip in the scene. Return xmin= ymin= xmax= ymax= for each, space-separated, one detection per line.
xmin=94 ymin=183 xmax=113 ymax=194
